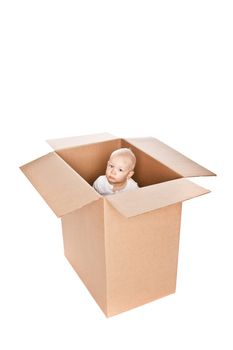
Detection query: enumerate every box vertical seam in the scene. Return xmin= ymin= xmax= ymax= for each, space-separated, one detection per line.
xmin=103 ymin=198 xmax=109 ymax=316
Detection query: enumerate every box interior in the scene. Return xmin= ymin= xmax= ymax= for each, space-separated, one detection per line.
xmin=55 ymin=138 xmax=182 ymax=188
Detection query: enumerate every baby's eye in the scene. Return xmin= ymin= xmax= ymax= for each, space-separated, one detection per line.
xmin=109 ymin=164 xmax=114 ymax=168
xmin=119 ymin=168 xmax=123 ymax=172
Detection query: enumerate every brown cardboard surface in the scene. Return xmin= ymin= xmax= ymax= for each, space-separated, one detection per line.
xmin=47 ymin=132 xmax=117 ymax=150
xmin=106 ymin=178 xmax=210 ymax=218
xmin=20 ymin=152 xmax=100 ymax=217
xmin=125 ymin=137 xmax=216 ymax=177
xmin=54 ymin=139 xmax=121 ymax=185
xmin=121 ymin=138 xmax=182 ymax=186
xmin=61 ymin=199 xmax=107 ymax=314
xmin=104 ymin=201 xmax=182 ymax=316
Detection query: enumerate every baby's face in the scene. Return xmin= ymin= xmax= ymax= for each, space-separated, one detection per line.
xmin=106 ymin=155 xmax=134 ymax=185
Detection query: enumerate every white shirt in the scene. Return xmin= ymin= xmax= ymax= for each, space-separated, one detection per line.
xmin=93 ymin=175 xmax=138 ymax=195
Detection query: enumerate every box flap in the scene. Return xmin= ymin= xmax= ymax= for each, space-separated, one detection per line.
xmin=20 ymin=152 xmax=100 ymax=217
xmin=47 ymin=132 xmax=118 ymax=150
xmin=125 ymin=137 xmax=216 ymax=177
xmin=106 ymin=178 xmax=210 ymax=218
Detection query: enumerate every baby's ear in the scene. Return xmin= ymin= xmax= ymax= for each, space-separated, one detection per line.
xmin=127 ymin=170 xmax=134 ymax=179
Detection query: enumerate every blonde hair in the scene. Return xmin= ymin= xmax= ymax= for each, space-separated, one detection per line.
xmin=109 ymin=148 xmax=136 ymax=169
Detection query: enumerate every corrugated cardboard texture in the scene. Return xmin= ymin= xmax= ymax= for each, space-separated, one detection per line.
xmin=104 ymin=201 xmax=182 ymax=316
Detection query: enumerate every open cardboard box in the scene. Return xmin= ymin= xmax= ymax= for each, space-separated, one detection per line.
xmin=20 ymin=133 xmax=215 ymax=317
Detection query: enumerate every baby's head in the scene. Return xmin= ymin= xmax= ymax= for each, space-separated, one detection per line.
xmin=105 ymin=148 xmax=136 ymax=186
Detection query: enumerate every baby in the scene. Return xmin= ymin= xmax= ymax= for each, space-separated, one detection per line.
xmin=93 ymin=148 xmax=138 ymax=195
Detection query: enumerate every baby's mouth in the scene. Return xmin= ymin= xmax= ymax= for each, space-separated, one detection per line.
xmin=108 ymin=175 xmax=116 ymax=182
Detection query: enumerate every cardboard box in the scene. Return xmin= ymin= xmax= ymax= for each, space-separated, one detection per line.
xmin=20 ymin=133 xmax=215 ymax=316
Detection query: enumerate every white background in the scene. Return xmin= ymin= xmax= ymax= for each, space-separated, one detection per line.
xmin=0 ymin=1 xmax=232 ymax=349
